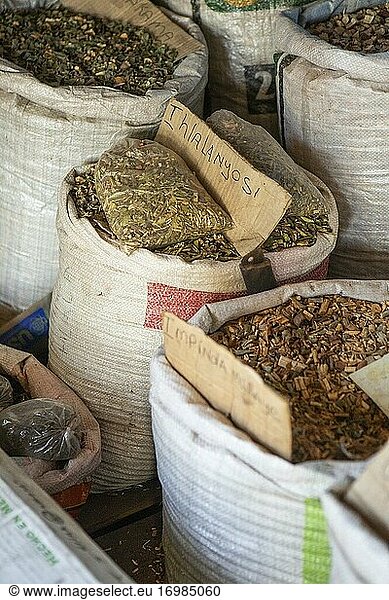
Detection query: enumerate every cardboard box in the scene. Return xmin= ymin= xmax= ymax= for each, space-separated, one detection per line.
xmin=0 ymin=295 xmax=51 ymax=364
xmin=0 ymin=448 xmax=132 ymax=583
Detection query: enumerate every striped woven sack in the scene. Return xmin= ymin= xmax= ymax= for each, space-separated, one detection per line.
xmin=275 ymin=0 xmax=389 ymax=279
xmin=149 ymin=279 xmax=389 ymax=583
xmin=49 ymin=163 xmax=335 ymax=492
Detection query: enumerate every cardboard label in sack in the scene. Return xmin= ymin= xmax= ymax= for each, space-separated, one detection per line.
xmin=63 ymin=0 xmax=203 ymax=58
xmin=345 ymin=441 xmax=389 ymax=539
xmin=349 ymin=355 xmax=389 ymax=538
xmin=162 ymin=311 xmax=292 ymax=460
xmin=350 ymin=353 xmax=389 ymax=419
xmin=156 ymin=100 xmax=292 ymax=256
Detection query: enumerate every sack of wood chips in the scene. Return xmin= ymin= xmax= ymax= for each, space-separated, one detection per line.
xmin=0 ymin=344 xmax=101 ymax=497
xmin=275 ymin=0 xmax=389 ymax=279
xmin=0 ymin=0 xmax=207 ymax=312
xmin=149 ymin=279 xmax=389 ymax=583
xmin=48 ymin=135 xmax=336 ymax=491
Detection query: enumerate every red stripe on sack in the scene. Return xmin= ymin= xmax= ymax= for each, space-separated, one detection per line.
xmin=144 ymin=283 xmax=246 ymax=329
xmin=278 ymin=257 xmax=330 ymax=285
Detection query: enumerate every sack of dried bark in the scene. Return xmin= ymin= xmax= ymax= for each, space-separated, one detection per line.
xmin=275 ymin=0 xmax=389 ymax=279
xmin=149 ymin=279 xmax=389 ymax=583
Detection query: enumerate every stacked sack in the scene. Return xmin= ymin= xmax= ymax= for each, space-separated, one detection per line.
xmin=0 ymin=0 xmax=207 ymax=311
xmin=275 ymin=0 xmax=389 ymax=279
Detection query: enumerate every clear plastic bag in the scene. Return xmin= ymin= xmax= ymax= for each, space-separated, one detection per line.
xmin=0 ymin=374 xmax=13 ymax=410
xmin=95 ymin=138 xmax=233 ymax=254
xmin=207 ymin=110 xmax=327 ymax=216
xmin=0 ymin=398 xmax=82 ymax=461
xmin=207 ymin=110 xmax=331 ymax=251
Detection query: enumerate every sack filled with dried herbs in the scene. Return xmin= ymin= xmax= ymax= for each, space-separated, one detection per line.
xmin=207 ymin=110 xmax=332 ymax=252
xmin=48 ymin=165 xmax=249 ymax=492
xmin=207 ymin=110 xmax=338 ymax=282
xmin=275 ymin=0 xmax=389 ymax=279
xmin=0 ymin=344 xmax=101 ymax=496
xmin=94 ymin=139 xmax=233 ymax=253
xmin=71 ymin=155 xmax=337 ymax=282
xmin=0 ymin=0 xmax=207 ymax=312
xmin=149 ymin=279 xmax=389 ymax=583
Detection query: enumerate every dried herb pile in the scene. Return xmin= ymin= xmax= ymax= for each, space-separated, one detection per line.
xmin=0 ymin=6 xmax=178 ymax=94
xmin=95 ymin=140 xmax=234 ymax=253
xmin=211 ymin=295 xmax=389 ymax=462
xmin=207 ymin=111 xmax=332 ymax=252
xmin=71 ymin=164 xmax=239 ymax=262
xmin=307 ymin=3 xmax=389 ymax=53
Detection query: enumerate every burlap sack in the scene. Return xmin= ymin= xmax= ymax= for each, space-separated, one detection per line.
xmin=275 ymin=0 xmax=389 ymax=279
xmin=0 ymin=344 xmax=101 ymax=495
xmin=149 ymin=279 xmax=389 ymax=583
xmin=0 ymin=0 xmax=207 ymax=311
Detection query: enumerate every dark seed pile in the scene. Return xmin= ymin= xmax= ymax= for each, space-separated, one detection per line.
xmin=262 ymin=213 xmax=332 ymax=252
xmin=71 ymin=165 xmax=239 ymax=262
xmin=211 ymin=295 xmax=389 ymax=462
xmin=307 ymin=3 xmax=389 ymax=53
xmin=0 ymin=6 xmax=178 ymax=94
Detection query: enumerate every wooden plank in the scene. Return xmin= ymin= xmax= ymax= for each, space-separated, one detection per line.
xmin=78 ymin=479 xmax=162 ymax=536
xmin=95 ymin=511 xmax=164 ymax=583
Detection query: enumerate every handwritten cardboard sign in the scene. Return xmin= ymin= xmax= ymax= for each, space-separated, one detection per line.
xmin=162 ymin=311 xmax=293 ymax=461
xmin=350 ymin=353 xmax=389 ymax=418
xmin=345 ymin=440 xmax=389 ymax=539
xmin=63 ymin=0 xmax=203 ymax=59
xmin=156 ymin=100 xmax=292 ymax=256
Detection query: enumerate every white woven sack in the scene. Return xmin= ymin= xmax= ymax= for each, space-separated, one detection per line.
xmin=321 ymin=487 xmax=389 ymax=583
xmin=275 ymin=0 xmax=389 ymax=280
xmin=156 ymin=0 xmax=310 ymax=137
xmin=49 ymin=161 xmax=335 ymax=491
xmin=266 ymin=169 xmax=338 ymax=284
xmin=150 ymin=279 xmax=389 ymax=583
xmin=0 ymin=0 xmax=207 ymax=312
xmin=48 ymin=170 xmax=248 ymax=491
